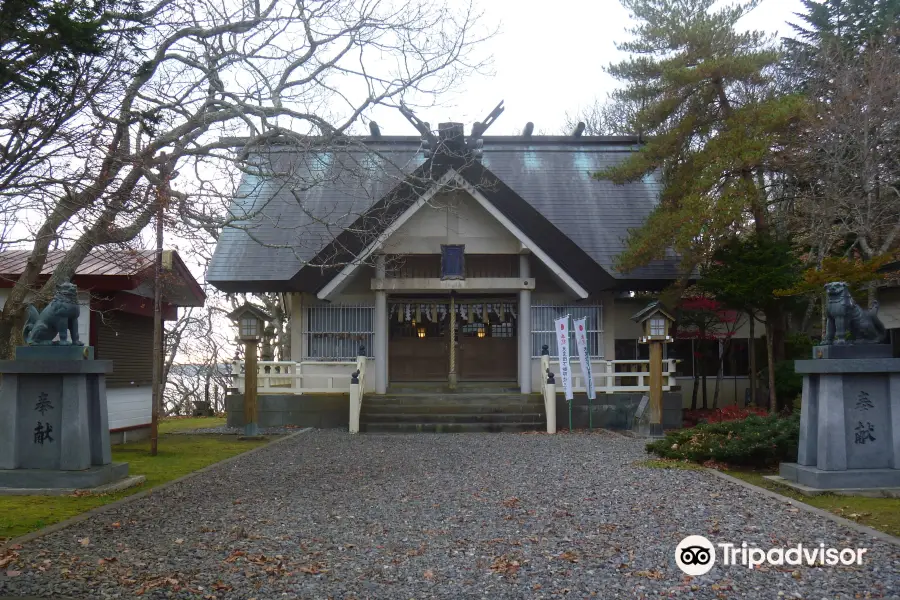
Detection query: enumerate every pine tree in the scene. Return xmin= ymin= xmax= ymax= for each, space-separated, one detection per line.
xmin=0 ymin=0 xmax=134 ymax=95
xmin=595 ymin=0 xmax=806 ymax=273
xmin=788 ymin=0 xmax=900 ymax=51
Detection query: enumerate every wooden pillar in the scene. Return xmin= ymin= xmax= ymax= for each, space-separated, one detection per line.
xmin=244 ymin=339 xmax=259 ymax=436
xmin=649 ymin=341 xmax=663 ymax=432
xmin=448 ymin=295 xmax=457 ymax=389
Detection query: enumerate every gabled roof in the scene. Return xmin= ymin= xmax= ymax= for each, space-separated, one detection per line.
xmin=314 ymin=167 xmax=596 ymax=299
xmin=0 ymin=248 xmax=206 ymax=307
xmin=631 ymin=300 xmax=675 ymax=324
xmin=207 ymin=136 xmax=683 ymax=293
xmin=226 ymin=303 xmax=273 ymax=323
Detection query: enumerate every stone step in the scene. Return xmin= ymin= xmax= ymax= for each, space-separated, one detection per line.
xmin=362 ymin=403 xmax=543 ymax=415
xmin=364 ymin=393 xmax=541 ymax=406
xmin=386 ymin=382 xmax=521 ymax=394
xmin=362 ymin=412 xmax=546 ymax=424
xmin=361 ymin=422 xmax=545 ymax=434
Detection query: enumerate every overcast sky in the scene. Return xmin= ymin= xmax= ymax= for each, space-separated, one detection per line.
xmin=368 ymin=0 xmax=806 ymax=136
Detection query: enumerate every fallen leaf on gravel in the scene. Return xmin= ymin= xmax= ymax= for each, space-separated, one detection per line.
xmin=634 ymin=569 xmax=664 ymax=579
xmin=224 ymin=550 xmax=246 ymax=563
xmin=111 ymin=522 xmax=121 ymax=528
xmin=78 ymin=537 xmax=90 ymax=547
xmin=423 ymin=569 xmax=435 ymax=580
xmin=174 ymin=538 xmax=184 ymax=545
xmin=559 ymin=551 xmax=579 ymax=563
xmin=0 ymin=552 xmax=17 ymax=569
xmin=6 ymin=570 xmax=21 ymax=576
xmin=502 ymin=497 xmax=520 ymax=508
xmin=298 ymin=562 xmax=329 ymax=574
xmin=490 ymin=555 xmax=521 ymax=577
xmin=212 ymin=581 xmax=233 ymax=591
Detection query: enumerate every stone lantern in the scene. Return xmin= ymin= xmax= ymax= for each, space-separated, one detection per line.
xmin=631 ymin=301 xmax=675 ymax=436
xmin=227 ymin=303 xmax=272 ymax=438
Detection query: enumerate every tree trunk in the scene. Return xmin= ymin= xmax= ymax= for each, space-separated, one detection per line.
xmin=699 ymin=341 xmax=708 ymax=410
xmin=768 ymin=305 xmax=786 ymax=363
xmin=748 ymin=313 xmax=757 ymax=407
xmin=800 ymin=296 xmax=816 ymax=335
xmin=867 ymin=279 xmax=878 ymax=309
xmin=701 ymin=369 xmax=708 ymax=410
xmin=765 ymin=321 xmax=777 ymax=413
xmin=713 ymin=340 xmax=726 ymax=409
xmin=691 ymin=371 xmax=699 ymax=410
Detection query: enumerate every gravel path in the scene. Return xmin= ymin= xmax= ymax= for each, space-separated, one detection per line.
xmin=1 ymin=430 xmax=897 ymax=599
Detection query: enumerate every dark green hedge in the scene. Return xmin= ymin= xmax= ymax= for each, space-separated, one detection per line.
xmin=646 ymin=414 xmax=799 ymax=467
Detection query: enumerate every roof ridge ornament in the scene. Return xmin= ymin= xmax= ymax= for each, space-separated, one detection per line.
xmin=397 ymin=101 xmax=504 ymax=162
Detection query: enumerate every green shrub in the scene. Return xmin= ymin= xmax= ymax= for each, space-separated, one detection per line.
xmin=646 ymin=413 xmax=799 ymax=467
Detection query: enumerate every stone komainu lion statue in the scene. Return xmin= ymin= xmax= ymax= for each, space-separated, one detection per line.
xmin=22 ymin=282 xmax=83 ymax=346
xmin=822 ymin=281 xmax=886 ymax=345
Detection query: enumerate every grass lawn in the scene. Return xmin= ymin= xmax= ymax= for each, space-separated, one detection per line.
xmin=725 ymin=469 xmax=900 ymax=538
xmin=158 ymin=415 xmax=227 ymax=433
xmin=0 ymin=418 xmax=270 ymax=542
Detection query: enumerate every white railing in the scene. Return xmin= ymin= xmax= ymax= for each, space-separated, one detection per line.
xmin=231 ymin=356 xmax=366 ymax=433
xmin=544 ymin=358 xmax=677 ymax=394
xmin=231 ymin=360 xmax=360 ymax=394
xmin=349 ymin=355 xmax=366 ymax=434
xmin=540 ymin=355 xmax=557 ymax=433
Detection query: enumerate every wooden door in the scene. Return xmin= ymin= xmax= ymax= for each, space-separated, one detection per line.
xmin=458 ymin=319 xmax=517 ymax=381
xmin=389 ymin=318 xmax=448 ymax=382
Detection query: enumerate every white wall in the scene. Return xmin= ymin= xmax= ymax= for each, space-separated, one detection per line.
xmin=107 ymin=386 xmax=152 ymax=430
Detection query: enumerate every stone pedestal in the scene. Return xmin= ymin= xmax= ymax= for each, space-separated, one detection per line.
xmin=0 ymin=346 xmax=132 ymax=492
xmin=779 ymin=345 xmax=900 ymax=492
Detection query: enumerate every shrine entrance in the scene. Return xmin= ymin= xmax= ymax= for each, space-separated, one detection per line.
xmin=387 ymin=297 xmax=518 ymax=383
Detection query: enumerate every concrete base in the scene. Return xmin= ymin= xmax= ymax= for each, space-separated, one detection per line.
xmin=227 ymin=393 xmax=349 ymax=428
xmin=811 ymin=344 xmax=892 ymax=360
xmin=0 ymin=474 xmax=145 ymax=497
xmin=109 ymin=426 xmax=151 ymax=444
xmin=764 ymin=474 xmax=900 ymax=498
xmin=15 ymin=345 xmax=94 ymax=360
xmin=0 ymin=462 xmax=130 ymax=489
xmin=780 ymin=462 xmax=900 ymax=490
xmin=555 ymin=392 xmax=681 ymax=431
xmin=632 ymin=422 xmax=666 ymax=439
